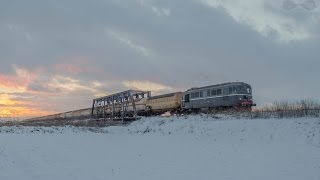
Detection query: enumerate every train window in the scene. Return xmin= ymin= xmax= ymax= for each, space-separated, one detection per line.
xmin=247 ymin=88 xmax=251 ymax=94
xmin=195 ymin=92 xmax=200 ymax=98
xmin=229 ymin=87 xmax=233 ymax=94
xmin=217 ymin=89 xmax=222 ymax=95
xmin=211 ymin=90 xmax=217 ymax=96
xmin=207 ymin=90 xmax=210 ymax=96
xmin=200 ymin=91 xmax=203 ymax=97
xmin=233 ymin=86 xmax=237 ymax=93
xmin=224 ymin=88 xmax=229 ymax=95
xmin=238 ymin=86 xmax=243 ymax=92
xmin=185 ymin=94 xmax=190 ymax=102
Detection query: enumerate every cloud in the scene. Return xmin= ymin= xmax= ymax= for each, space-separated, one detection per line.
xmin=54 ymin=63 xmax=84 ymax=74
xmin=0 ymin=64 xmax=106 ymax=117
xmin=48 ymin=75 xmax=91 ymax=93
xmin=5 ymin=24 xmax=33 ymax=43
xmin=199 ymin=0 xmax=318 ymax=42
xmin=46 ymin=75 xmax=109 ymax=97
xmin=105 ymin=27 xmax=151 ymax=57
xmin=123 ymin=80 xmax=174 ymax=94
xmin=0 ymin=94 xmax=55 ymax=118
xmin=54 ymin=56 xmax=99 ymax=75
xmin=0 ymin=94 xmax=20 ymax=106
xmin=139 ymin=0 xmax=171 ymax=16
xmin=0 ymin=94 xmax=38 ymax=107
xmin=24 ymin=32 xmax=33 ymax=43
xmin=0 ymin=106 xmax=55 ymax=118
xmin=0 ymin=65 xmax=57 ymax=117
xmin=0 ymin=0 xmax=319 ymax=116
xmin=0 ymin=65 xmax=40 ymax=93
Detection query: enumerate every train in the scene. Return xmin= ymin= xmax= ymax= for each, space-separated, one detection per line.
xmin=27 ymin=82 xmax=255 ymax=121
xmin=182 ymin=82 xmax=254 ymax=111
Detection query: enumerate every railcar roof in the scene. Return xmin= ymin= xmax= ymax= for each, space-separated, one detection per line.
xmin=186 ymin=82 xmax=249 ymax=91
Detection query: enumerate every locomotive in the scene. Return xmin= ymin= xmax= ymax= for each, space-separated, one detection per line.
xmin=182 ymin=82 xmax=255 ymax=111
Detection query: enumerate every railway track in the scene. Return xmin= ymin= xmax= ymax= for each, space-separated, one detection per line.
xmin=1 ymin=118 xmax=139 ymax=128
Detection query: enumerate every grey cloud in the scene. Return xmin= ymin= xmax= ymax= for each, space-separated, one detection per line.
xmin=0 ymin=0 xmax=320 ymax=111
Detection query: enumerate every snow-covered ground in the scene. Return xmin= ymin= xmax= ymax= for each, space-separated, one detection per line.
xmin=0 ymin=115 xmax=320 ymax=180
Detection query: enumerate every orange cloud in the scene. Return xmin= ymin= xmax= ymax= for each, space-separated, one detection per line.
xmin=0 ymin=106 xmax=56 ymax=118
xmin=0 ymin=94 xmax=56 ymax=118
xmin=0 ymin=94 xmax=35 ymax=106
xmin=0 ymin=65 xmax=40 ymax=93
xmin=0 ymin=75 xmax=26 ymax=93
xmin=0 ymin=94 xmax=20 ymax=106
xmin=0 ymin=65 xmax=55 ymax=118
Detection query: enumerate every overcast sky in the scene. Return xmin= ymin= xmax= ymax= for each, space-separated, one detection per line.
xmin=0 ymin=0 xmax=320 ymax=117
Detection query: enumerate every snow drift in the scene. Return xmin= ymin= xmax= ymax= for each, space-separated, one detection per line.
xmin=0 ymin=115 xmax=320 ymax=180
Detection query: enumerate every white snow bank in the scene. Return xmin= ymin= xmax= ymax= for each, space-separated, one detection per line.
xmin=0 ymin=116 xmax=320 ymax=180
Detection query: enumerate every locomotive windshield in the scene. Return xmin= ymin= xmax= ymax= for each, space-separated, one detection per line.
xmin=247 ymin=87 xmax=251 ymax=94
xmin=245 ymin=85 xmax=252 ymax=94
xmin=238 ymin=84 xmax=252 ymax=94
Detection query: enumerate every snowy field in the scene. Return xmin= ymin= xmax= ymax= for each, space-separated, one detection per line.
xmin=0 ymin=115 xmax=320 ymax=180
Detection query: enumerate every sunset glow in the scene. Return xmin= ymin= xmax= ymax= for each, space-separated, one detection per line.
xmin=0 ymin=106 xmax=55 ymax=118
xmin=0 ymin=64 xmax=100 ymax=118
xmin=0 ymin=90 xmax=55 ymax=118
xmin=0 ymin=64 xmax=174 ymax=118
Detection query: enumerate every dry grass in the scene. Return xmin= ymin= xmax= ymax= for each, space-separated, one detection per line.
xmin=250 ymin=99 xmax=320 ymax=119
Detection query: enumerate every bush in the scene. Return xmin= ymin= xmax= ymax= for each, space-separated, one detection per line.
xmin=251 ymin=99 xmax=320 ymax=119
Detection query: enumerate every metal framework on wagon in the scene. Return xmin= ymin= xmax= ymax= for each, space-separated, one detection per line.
xmin=91 ymin=90 xmax=151 ymax=121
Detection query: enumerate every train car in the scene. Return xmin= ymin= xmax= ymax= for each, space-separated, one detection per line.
xmin=92 ymin=97 xmax=148 ymax=118
xmin=146 ymin=92 xmax=182 ymax=114
xmin=53 ymin=114 xmax=61 ymax=120
xmin=70 ymin=108 xmax=91 ymax=119
xmin=78 ymin=108 xmax=92 ymax=117
xmin=59 ymin=113 xmax=66 ymax=119
xmin=65 ymin=111 xmax=73 ymax=119
xmin=127 ymin=98 xmax=148 ymax=115
xmin=182 ymin=82 xmax=255 ymax=111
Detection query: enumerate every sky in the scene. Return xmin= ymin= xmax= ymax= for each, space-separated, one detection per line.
xmin=0 ymin=0 xmax=320 ymax=117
